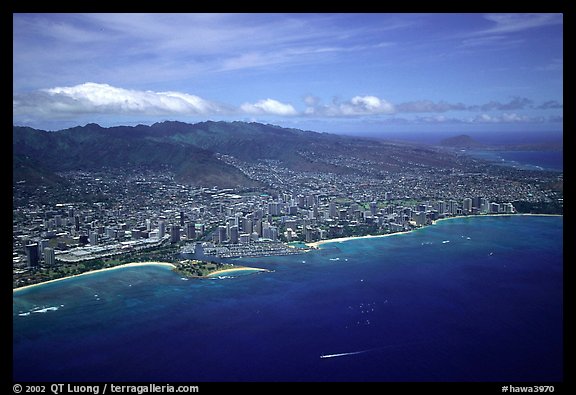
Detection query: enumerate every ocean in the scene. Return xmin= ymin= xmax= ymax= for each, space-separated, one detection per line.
xmin=463 ymin=150 xmax=563 ymax=172
xmin=12 ymin=215 xmax=563 ymax=382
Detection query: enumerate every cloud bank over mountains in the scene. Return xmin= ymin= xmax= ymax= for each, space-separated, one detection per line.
xmin=14 ymin=82 xmax=562 ymax=126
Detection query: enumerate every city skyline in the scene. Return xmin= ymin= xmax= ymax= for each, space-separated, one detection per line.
xmin=13 ymin=13 xmax=563 ymax=135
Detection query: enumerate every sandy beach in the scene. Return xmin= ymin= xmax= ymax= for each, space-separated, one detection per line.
xmin=306 ymin=213 xmax=562 ymax=249
xmin=306 ymin=231 xmax=411 ymax=248
xmin=206 ymin=267 xmax=270 ymax=277
xmin=13 ymin=261 xmax=176 ymax=293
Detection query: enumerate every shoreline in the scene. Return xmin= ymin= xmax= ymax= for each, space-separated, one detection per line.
xmin=13 ymin=261 xmax=176 ymax=293
xmin=13 ymin=213 xmax=561 ymax=290
xmin=205 ymin=267 xmax=270 ymax=277
xmin=306 ymin=231 xmax=411 ymax=248
xmin=306 ymin=213 xmax=562 ymax=248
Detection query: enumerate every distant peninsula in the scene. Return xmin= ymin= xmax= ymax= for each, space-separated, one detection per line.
xmin=440 ymin=134 xmax=485 ymax=148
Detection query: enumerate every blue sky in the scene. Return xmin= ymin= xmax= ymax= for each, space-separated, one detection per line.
xmin=13 ymin=13 xmax=563 ymax=136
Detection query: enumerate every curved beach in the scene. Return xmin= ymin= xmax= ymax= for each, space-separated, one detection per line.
xmin=306 ymin=213 xmax=562 ymax=249
xmin=13 ymin=261 xmax=176 ymax=293
xmin=206 ymin=267 xmax=270 ymax=277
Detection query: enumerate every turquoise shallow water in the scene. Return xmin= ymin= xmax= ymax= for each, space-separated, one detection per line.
xmin=13 ymin=215 xmax=563 ymax=382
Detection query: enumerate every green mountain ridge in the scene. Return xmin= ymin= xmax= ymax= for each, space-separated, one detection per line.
xmin=13 ymin=121 xmax=466 ymax=188
xmin=13 ymin=123 xmax=259 ymax=188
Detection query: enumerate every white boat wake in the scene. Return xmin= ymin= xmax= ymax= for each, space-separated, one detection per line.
xmin=320 ymin=349 xmax=371 ymax=359
xmin=320 ymin=341 xmax=429 ymax=359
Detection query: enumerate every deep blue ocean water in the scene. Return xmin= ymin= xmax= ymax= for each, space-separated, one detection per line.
xmin=13 ymin=215 xmax=563 ymax=382
xmin=463 ymin=150 xmax=563 ymax=172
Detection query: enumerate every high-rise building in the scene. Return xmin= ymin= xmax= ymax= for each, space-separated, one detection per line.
xmin=448 ymin=200 xmax=459 ymax=215
xmin=479 ymin=198 xmax=489 ymax=213
xmin=436 ymin=200 xmax=446 ymax=214
xmin=305 ymin=227 xmax=316 ymax=242
xmin=79 ymin=234 xmax=89 ymax=245
xmin=297 ymin=195 xmax=306 ymax=208
xmin=270 ymin=226 xmax=278 ymax=241
xmin=38 ymin=239 xmax=49 ymax=257
xmin=285 ymin=228 xmax=294 ymax=242
xmin=106 ymin=227 xmax=117 ymax=239
xmin=185 ymin=222 xmax=196 ymax=240
xmin=285 ymin=219 xmax=297 ymax=232
xmin=329 ymin=201 xmax=338 ymax=219
xmin=25 ymin=243 xmax=39 ymax=268
xmin=370 ymin=201 xmax=378 ymax=216
xmin=158 ymin=220 xmax=166 ymax=238
xmin=463 ymin=198 xmax=473 ymax=214
xmin=490 ymin=203 xmax=500 ymax=213
xmin=89 ymin=231 xmax=99 ymax=245
xmin=414 ymin=211 xmax=427 ymax=226
xmin=242 ymin=218 xmax=253 ymax=234
xmin=226 ymin=217 xmax=235 ymax=237
xmin=254 ymin=220 xmax=263 ymax=237
xmin=180 ymin=211 xmax=185 ymax=226
xmin=472 ymin=196 xmax=481 ymax=210
xmin=230 ymin=225 xmax=239 ymax=244
xmin=268 ymin=202 xmax=282 ymax=216
xmin=239 ymin=233 xmax=251 ymax=244
xmin=131 ymin=229 xmax=142 ymax=239
xmin=44 ymin=247 xmax=55 ymax=266
xmin=235 ymin=212 xmax=243 ymax=228
xmin=218 ymin=225 xmax=228 ymax=244
xmin=170 ymin=225 xmax=180 ymax=243
xmin=263 ymin=226 xmax=278 ymax=241
xmin=253 ymin=209 xmax=264 ymax=221
xmin=308 ymin=209 xmax=315 ymax=219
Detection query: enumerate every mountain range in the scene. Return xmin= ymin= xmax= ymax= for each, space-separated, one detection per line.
xmin=13 ymin=121 xmax=464 ymax=188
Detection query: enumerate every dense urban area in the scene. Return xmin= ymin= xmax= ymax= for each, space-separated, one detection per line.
xmin=13 ymin=145 xmax=563 ymax=288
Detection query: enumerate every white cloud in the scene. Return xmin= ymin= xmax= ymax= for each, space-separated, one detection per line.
xmin=14 ymin=82 xmax=561 ymax=130
xmin=240 ymin=99 xmax=297 ymax=116
xmin=305 ymin=95 xmax=396 ymax=117
xmin=350 ymin=96 xmax=390 ymax=112
xmin=471 ymin=113 xmax=542 ymax=123
xmin=480 ymin=13 xmax=563 ymax=35
xmin=13 ymin=83 xmax=226 ymax=118
xmin=397 ymin=100 xmax=467 ymax=113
